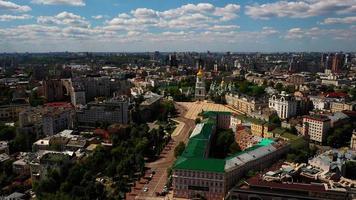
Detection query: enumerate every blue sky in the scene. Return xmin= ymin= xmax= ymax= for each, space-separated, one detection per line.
xmin=0 ymin=0 xmax=355 ymax=52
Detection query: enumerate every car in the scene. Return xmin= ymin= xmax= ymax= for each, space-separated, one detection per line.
xmin=149 ymin=174 xmax=153 ymax=178
xmin=143 ymin=186 xmax=148 ymax=192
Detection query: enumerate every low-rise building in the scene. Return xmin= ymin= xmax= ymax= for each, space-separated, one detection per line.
xmin=331 ymin=102 xmax=356 ymax=113
xmin=0 ymin=141 xmax=9 ymax=154
xmin=0 ymin=103 xmax=29 ymax=122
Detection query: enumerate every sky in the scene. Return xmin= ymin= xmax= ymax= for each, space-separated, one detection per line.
xmin=0 ymin=0 xmax=355 ymax=52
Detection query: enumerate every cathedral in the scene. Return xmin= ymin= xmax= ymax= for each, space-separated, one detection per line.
xmin=195 ymin=67 xmax=206 ymax=101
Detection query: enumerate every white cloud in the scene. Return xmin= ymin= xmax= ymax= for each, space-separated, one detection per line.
xmin=105 ymin=3 xmax=241 ymax=31
xmin=0 ymin=0 xmax=31 ymax=12
xmin=37 ymin=11 xmax=90 ymax=28
xmin=0 ymin=14 xmax=32 ymax=21
xmin=285 ymin=26 xmax=356 ymax=40
xmin=214 ymin=4 xmax=240 ymax=21
xmin=246 ymin=0 xmax=356 ymax=19
xmin=92 ymin=15 xmax=103 ymax=20
xmin=322 ymin=16 xmax=356 ymax=24
xmin=31 ymin=0 xmax=85 ymax=6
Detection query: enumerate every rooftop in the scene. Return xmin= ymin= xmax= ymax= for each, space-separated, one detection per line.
xmin=174 ymin=111 xmax=277 ymax=173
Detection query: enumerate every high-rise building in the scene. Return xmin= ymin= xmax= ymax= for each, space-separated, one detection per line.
xmin=76 ymin=96 xmax=129 ymax=127
xmin=43 ymin=79 xmax=64 ymax=102
xmin=195 ymin=67 xmax=206 ymax=101
xmin=332 ymin=53 xmax=344 ymax=74
xmin=268 ymin=92 xmax=297 ymax=119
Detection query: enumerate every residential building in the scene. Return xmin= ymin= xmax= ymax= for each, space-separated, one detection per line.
xmin=287 ymin=74 xmax=305 ymax=85
xmin=269 ymin=91 xmax=297 ymax=119
xmin=303 ymin=115 xmax=331 ymax=144
xmin=42 ymin=105 xmax=75 ymax=136
xmin=30 ymin=151 xmax=73 ymax=182
xmin=195 ymin=67 xmax=206 ymax=100
xmin=77 ymin=96 xmax=129 ymax=127
xmin=43 ymin=79 xmax=64 ymax=102
xmin=331 ymin=102 xmax=356 ymax=113
xmin=310 ymin=95 xmax=332 ymax=111
xmin=13 ymin=158 xmax=31 ymax=176
xmin=0 ymin=103 xmax=29 ymax=121
xmin=0 ymin=141 xmax=9 ymax=154
xmin=225 ymin=93 xmax=267 ymax=115
xmin=139 ymin=92 xmax=162 ymax=122
xmin=250 ymin=121 xmax=274 ymax=138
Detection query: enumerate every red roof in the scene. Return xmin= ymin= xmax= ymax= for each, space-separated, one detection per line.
xmin=45 ymin=102 xmax=73 ymax=108
xmin=322 ymin=92 xmax=348 ymax=98
xmin=247 ymin=176 xmax=325 ymax=193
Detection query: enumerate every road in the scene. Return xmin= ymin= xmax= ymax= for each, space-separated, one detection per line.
xmin=126 ymin=102 xmax=194 ymax=200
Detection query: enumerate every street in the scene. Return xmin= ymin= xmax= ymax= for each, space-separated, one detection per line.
xmin=126 ymin=102 xmax=194 ymax=200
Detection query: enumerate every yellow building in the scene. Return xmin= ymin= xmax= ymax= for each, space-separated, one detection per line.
xmin=331 ymin=102 xmax=355 ymax=113
xmin=0 ymin=104 xmax=29 ymax=121
xmin=225 ymin=93 xmax=267 ymax=115
xmin=251 ymin=120 xmax=274 ymax=138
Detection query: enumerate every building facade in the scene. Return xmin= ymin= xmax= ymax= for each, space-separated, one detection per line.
xmin=303 ymin=115 xmax=331 ymax=144
xmin=225 ymin=93 xmax=267 ymax=115
xmin=77 ymin=96 xmax=129 ymax=127
xmin=269 ymin=92 xmax=297 ymax=119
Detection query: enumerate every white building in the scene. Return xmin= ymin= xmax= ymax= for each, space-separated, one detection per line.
xmin=195 ymin=67 xmax=206 ymax=101
xmin=268 ymin=91 xmax=297 ymax=119
xmin=351 ymin=130 xmax=356 ymax=151
xmin=77 ymin=96 xmax=129 ymax=127
xmin=309 ymin=96 xmax=331 ymax=111
xmin=303 ymin=115 xmax=331 ymax=144
xmin=42 ymin=107 xmax=75 ymax=136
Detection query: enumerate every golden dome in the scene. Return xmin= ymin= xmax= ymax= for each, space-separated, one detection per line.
xmin=197 ymin=67 xmax=204 ymax=77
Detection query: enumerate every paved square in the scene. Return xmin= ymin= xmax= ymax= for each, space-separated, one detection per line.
xmin=176 ymin=101 xmax=234 ymax=120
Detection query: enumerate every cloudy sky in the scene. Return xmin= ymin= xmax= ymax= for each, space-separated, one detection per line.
xmin=0 ymin=0 xmax=355 ymax=52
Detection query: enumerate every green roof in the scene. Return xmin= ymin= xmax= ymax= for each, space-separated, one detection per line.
xmin=173 ymin=111 xmax=274 ymax=173
xmin=183 ymin=139 xmax=208 ymax=158
xmin=174 ymin=157 xmax=225 ymax=173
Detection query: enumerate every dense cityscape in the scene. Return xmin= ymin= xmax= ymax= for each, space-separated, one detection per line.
xmin=1 ymin=0 xmax=356 ymax=200
xmin=0 ymin=51 xmax=355 ymax=200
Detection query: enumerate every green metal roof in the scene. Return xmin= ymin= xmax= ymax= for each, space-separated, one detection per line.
xmin=173 ymin=111 xmax=274 ymax=173
xmin=174 ymin=157 xmax=225 ymax=173
xmin=182 ymin=139 xmax=208 ymax=158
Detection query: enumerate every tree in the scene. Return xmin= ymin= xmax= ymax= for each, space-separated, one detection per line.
xmin=345 ymin=161 xmax=356 ymax=179
xmin=0 ymin=125 xmax=16 ymax=141
xmin=269 ymin=114 xmax=281 ymax=126
xmin=275 ymin=83 xmax=284 ymax=92
xmin=174 ymin=142 xmax=186 ymax=158
xmin=195 ymin=118 xmax=201 ymax=124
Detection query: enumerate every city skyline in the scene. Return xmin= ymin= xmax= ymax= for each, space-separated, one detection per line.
xmin=0 ymin=0 xmax=356 ymax=52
